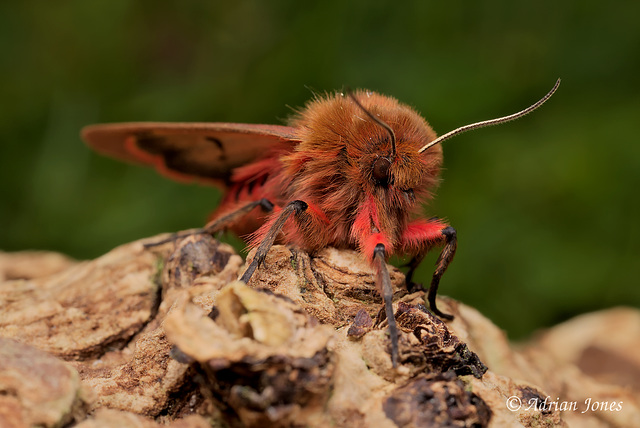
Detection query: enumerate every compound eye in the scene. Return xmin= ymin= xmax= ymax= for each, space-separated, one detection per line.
xmin=372 ymin=156 xmax=392 ymax=185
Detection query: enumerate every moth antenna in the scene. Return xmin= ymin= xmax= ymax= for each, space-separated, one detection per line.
xmin=418 ymin=78 xmax=560 ymax=153
xmin=346 ymin=88 xmax=397 ymax=160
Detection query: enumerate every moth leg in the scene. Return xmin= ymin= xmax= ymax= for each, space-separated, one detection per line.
xmin=404 ymin=251 xmax=427 ymax=293
xmin=143 ymin=198 xmax=274 ymax=247
xmin=203 ymin=198 xmax=274 ymax=234
xmin=401 ymin=219 xmax=457 ymax=320
xmin=373 ymin=243 xmax=399 ymax=368
xmin=240 ymin=200 xmax=308 ymax=283
xmin=428 ymin=226 xmax=457 ymax=320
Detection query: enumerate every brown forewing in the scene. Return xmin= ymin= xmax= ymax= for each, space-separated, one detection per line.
xmin=81 ymin=122 xmax=298 ymax=187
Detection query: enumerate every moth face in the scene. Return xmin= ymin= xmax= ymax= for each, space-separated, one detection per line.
xmin=287 ymin=89 xmax=443 ymax=206
xmin=371 ymin=156 xmax=392 ymax=186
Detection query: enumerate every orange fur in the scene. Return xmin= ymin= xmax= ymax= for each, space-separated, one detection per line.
xmin=211 ymin=90 xmax=444 ymax=259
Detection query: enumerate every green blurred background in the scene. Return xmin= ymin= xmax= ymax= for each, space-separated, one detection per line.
xmin=1 ymin=1 xmax=638 ymax=340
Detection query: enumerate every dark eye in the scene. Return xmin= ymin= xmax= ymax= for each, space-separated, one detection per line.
xmin=372 ymin=156 xmax=392 ymax=185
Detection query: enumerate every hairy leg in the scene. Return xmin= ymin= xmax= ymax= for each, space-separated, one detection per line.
xmin=401 ymin=219 xmax=458 ymax=320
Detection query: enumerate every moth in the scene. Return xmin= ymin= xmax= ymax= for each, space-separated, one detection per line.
xmin=82 ymin=80 xmax=559 ymax=367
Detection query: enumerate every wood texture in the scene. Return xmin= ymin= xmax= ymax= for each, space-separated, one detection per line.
xmin=1 ymin=234 xmax=638 ymax=427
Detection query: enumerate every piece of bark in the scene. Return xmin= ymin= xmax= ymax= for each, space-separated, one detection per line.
xmin=0 ymin=241 xmax=160 ymax=360
xmin=2 ymin=232 xmax=639 ymax=427
xmin=0 ymin=234 xmax=242 ymax=420
xmin=162 ymin=240 xmax=553 ymax=427
xmin=382 ymin=371 xmax=491 ymax=427
xmin=245 ymin=246 xmax=406 ymax=327
xmin=75 ymin=235 xmax=243 ymax=418
xmin=0 ymin=338 xmax=87 ymax=428
xmin=519 ymin=309 xmax=640 ymax=428
xmin=533 ymin=307 xmax=640 ymax=390
xmin=165 ymin=280 xmax=336 ymax=427
xmin=0 ymin=250 xmax=76 ymax=282
xmin=445 ymin=300 xmax=640 ymax=427
xmin=74 ymin=408 xmax=210 ymax=428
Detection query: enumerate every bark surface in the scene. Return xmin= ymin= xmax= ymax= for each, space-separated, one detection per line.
xmin=0 ymin=236 xmax=638 ymax=427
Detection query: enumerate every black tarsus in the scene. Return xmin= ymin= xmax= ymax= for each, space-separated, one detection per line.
xmin=427 ymin=226 xmax=457 ymax=320
xmin=239 ymin=200 xmax=308 ymax=283
xmin=374 ymin=243 xmax=399 ymax=368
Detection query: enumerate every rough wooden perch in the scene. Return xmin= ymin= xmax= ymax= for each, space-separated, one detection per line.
xmin=0 ymin=234 xmax=639 ymax=427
